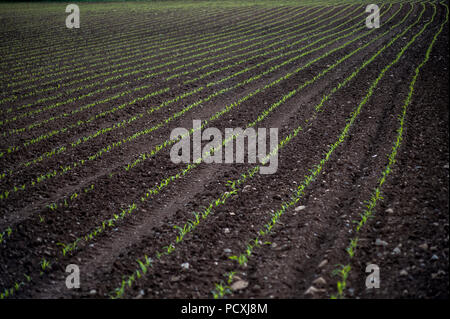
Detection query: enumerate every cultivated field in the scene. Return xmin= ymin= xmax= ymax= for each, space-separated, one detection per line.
xmin=0 ymin=0 xmax=448 ymax=299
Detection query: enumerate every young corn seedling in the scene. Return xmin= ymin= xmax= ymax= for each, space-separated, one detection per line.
xmin=0 ymin=227 xmax=12 ymax=244
xmin=225 ymin=271 xmax=236 ymax=285
xmin=211 ymin=282 xmax=231 ymax=299
xmin=136 ymin=255 xmax=152 ymax=275
xmin=40 ymin=258 xmax=51 ymax=274
xmin=174 ymin=224 xmax=189 ymax=243
xmin=346 ymin=238 xmax=358 ymax=258
xmin=229 ymin=254 xmax=248 ymax=266
xmin=331 ymin=264 xmax=351 ymax=299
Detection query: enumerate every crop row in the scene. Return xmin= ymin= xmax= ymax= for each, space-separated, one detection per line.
xmin=0 ymin=5 xmax=266 ymax=73
xmin=332 ymin=3 xmax=446 ymax=298
xmin=2 ymin=5 xmax=302 ymax=95
xmin=0 ymin=5 xmax=257 ymax=70
xmin=0 ymin=4 xmax=364 ymax=178
xmin=212 ymin=7 xmax=436 ymax=298
xmin=0 ymin=3 xmax=397 ymax=205
xmin=1 ymin=16 xmax=404 ymax=281
xmin=7 ymin=1 xmax=374 ymax=72
xmin=108 ymin=2 xmax=421 ymax=298
xmin=1 ymin=0 xmax=289 ymax=43
xmin=0 ymin=0 xmax=422 ymax=299
xmin=0 ymin=6 xmax=329 ymax=126
xmin=0 ymin=3 xmax=224 ymax=52
xmin=0 ymin=5 xmax=398 ymax=297
xmin=0 ymin=6 xmax=316 ymax=112
xmin=169 ymin=5 xmax=357 ymax=85
xmin=0 ymin=4 xmax=360 ymax=177
xmin=2 ymin=6 xmax=280 ymax=90
xmin=39 ymin=0 xmax=404 ymax=269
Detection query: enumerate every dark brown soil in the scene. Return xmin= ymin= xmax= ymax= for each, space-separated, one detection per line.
xmin=0 ymin=1 xmax=448 ymax=299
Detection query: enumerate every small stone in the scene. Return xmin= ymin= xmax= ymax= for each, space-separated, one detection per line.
xmin=229 ymin=212 xmax=235 ymax=216
xmin=304 ymin=286 xmax=325 ymax=296
xmin=89 ymin=289 xmax=97 ymax=295
xmin=304 ymin=286 xmax=318 ymax=296
xmin=431 ymin=254 xmax=439 ymax=261
xmin=385 ymin=208 xmax=394 ymax=214
xmin=231 ymin=280 xmax=248 ymax=291
xmin=273 ymin=244 xmax=289 ymax=251
xmin=318 ymin=259 xmax=328 ymax=268
xmin=170 ymin=276 xmax=180 ymax=282
xmin=348 ymin=288 xmax=355 ymax=296
xmin=224 ymin=228 xmax=231 ymax=234
xmin=271 ymin=242 xmax=278 ymax=248
xmin=242 ymin=185 xmax=252 ymax=193
xmin=312 ymin=277 xmax=327 ymax=287
xmin=375 ymin=239 xmax=388 ymax=247
xmin=392 ymin=247 xmax=401 ymax=255
xmin=419 ymin=243 xmax=428 ymax=251
xmin=224 ymin=248 xmax=232 ymax=254
xmin=295 ymin=205 xmax=306 ymax=212
xmin=400 ymin=269 xmax=408 ymax=276
xmin=181 ymin=262 xmax=189 ymax=270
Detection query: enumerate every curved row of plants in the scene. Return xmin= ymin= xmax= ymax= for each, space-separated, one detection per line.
xmin=211 ymin=3 xmax=437 ymax=298
xmin=106 ymin=1 xmax=422 ymax=299
xmin=0 ymin=3 xmax=396 ymax=207
xmin=0 ymin=5 xmax=258 ymax=73
xmin=0 ymin=5 xmax=268 ymax=76
xmin=0 ymin=6 xmax=294 ymax=106
xmin=0 ymin=6 xmax=322 ymax=114
xmin=2 ymin=5 xmax=308 ymax=98
xmin=0 ymin=1 xmax=404 ymax=299
xmin=0 ymin=5 xmax=337 ymax=128
xmin=332 ymin=2 xmax=447 ymax=299
xmin=0 ymin=4 xmax=365 ymax=180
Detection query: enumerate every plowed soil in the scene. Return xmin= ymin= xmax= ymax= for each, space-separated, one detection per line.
xmin=0 ymin=1 xmax=448 ymax=299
